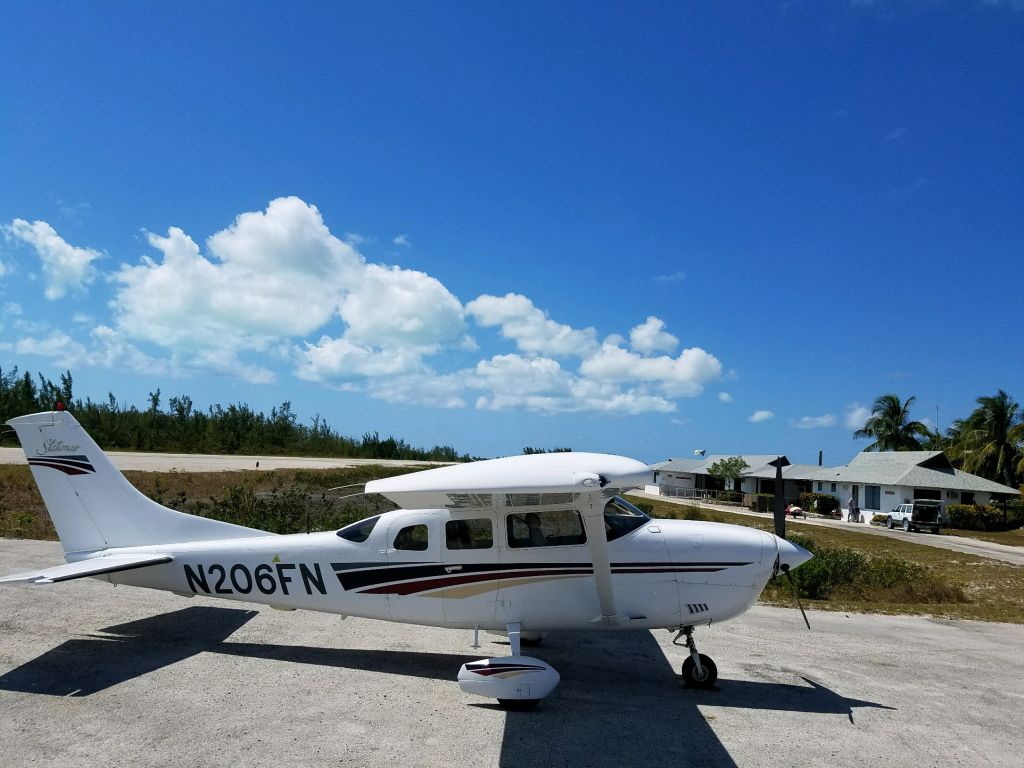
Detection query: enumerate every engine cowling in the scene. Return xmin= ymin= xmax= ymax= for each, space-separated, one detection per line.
xmin=457 ymin=656 xmax=560 ymax=703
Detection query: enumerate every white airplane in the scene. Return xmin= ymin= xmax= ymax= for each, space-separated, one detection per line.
xmin=2 ymin=409 xmax=812 ymax=709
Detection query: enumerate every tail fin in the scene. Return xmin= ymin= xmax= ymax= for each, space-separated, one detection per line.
xmin=7 ymin=410 xmax=270 ymax=554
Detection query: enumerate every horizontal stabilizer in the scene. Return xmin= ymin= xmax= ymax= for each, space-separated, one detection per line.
xmin=0 ymin=553 xmax=173 ymax=585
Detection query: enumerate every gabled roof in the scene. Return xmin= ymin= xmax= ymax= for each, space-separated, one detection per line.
xmin=746 ymin=463 xmax=825 ymax=480
xmin=797 ymin=451 xmax=1018 ymax=495
xmin=654 ymin=455 xmax=789 ymax=476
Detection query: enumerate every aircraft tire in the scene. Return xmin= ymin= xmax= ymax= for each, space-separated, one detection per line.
xmin=681 ymin=654 xmax=718 ymax=689
xmin=498 ymin=698 xmax=540 ymax=711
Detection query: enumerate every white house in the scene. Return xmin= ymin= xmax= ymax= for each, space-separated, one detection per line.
xmin=650 ymin=455 xmax=804 ymax=501
xmin=650 ymin=450 xmax=1018 ymax=522
xmin=797 ymin=451 xmax=1019 ymax=522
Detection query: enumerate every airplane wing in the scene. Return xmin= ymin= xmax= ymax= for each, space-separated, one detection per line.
xmin=0 ymin=553 xmax=173 ymax=585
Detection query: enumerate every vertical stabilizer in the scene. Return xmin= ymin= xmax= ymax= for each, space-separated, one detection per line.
xmin=7 ymin=410 xmax=270 ymax=555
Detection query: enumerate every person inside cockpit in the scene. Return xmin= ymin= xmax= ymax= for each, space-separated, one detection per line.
xmin=525 ymin=513 xmax=546 ymax=546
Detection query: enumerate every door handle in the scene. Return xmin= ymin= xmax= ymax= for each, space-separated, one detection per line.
xmin=444 ymin=565 xmax=462 ymax=573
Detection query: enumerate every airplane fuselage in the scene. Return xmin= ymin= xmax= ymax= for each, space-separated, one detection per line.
xmin=95 ymin=507 xmax=776 ymax=632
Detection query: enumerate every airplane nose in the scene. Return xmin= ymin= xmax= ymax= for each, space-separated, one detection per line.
xmin=776 ymin=536 xmax=813 ymax=571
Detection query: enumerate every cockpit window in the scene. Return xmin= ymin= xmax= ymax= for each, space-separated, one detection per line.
xmin=394 ymin=523 xmax=429 ymax=551
xmin=336 ymin=515 xmax=380 ymax=542
xmin=604 ymin=496 xmax=650 ymax=541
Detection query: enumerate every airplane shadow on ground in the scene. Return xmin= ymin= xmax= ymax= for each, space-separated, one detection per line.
xmin=0 ymin=606 xmax=478 ymax=695
xmin=485 ymin=630 xmax=895 ymax=768
xmin=0 ymin=606 xmax=259 ymax=696
xmin=0 ymin=607 xmax=894 ymax=768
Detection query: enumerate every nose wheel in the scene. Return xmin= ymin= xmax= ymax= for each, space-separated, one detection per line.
xmin=674 ymin=626 xmax=718 ymax=689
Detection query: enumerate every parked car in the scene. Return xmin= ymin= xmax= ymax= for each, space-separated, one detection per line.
xmin=887 ymin=500 xmax=943 ymax=533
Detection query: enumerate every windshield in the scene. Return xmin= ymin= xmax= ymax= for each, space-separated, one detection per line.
xmin=604 ymin=496 xmax=650 ymax=541
xmin=336 ymin=515 xmax=381 ymax=542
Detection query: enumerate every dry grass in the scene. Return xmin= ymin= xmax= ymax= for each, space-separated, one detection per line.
xmin=942 ymin=527 xmax=1024 ymax=547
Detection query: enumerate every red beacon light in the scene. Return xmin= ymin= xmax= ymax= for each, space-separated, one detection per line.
xmin=56 ymin=401 xmax=65 ymax=411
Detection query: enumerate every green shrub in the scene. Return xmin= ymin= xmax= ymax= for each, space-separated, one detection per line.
xmin=945 ymin=504 xmax=1003 ymax=531
xmin=799 ymin=492 xmax=840 ymax=517
xmin=772 ymin=534 xmax=965 ymax=604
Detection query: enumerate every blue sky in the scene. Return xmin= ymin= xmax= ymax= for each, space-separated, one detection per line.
xmin=1 ymin=1 xmax=1021 ymax=464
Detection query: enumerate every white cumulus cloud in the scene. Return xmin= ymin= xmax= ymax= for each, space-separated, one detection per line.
xmin=749 ymin=409 xmax=774 ymax=423
xmin=339 ymin=263 xmax=464 ymax=349
xmin=4 ymin=219 xmax=101 ymax=299
xmin=629 ymin=316 xmax=678 ymax=354
xmin=466 ymin=293 xmax=599 ymax=357
xmin=845 ymin=402 xmax=871 ymax=430
xmin=8 ymin=196 xmax=734 ymax=418
xmin=111 ymin=197 xmax=464 ymax=384
xmin=578 ymin=343 xmax=722 ymax=398
xmin=793 ymin=414 xmax=837 ymax=429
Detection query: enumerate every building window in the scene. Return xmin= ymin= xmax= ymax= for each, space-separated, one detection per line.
xmin=817 ymin=481 xmax=823 ymax=492
xmin=830 ymin=483 xmax=837 ymax=493
xmin=864 ymin=486 xmax=881 ymax=510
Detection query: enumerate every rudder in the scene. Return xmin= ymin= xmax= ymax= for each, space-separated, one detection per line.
xmin=7 ymin=410 xmax=270 ymax=554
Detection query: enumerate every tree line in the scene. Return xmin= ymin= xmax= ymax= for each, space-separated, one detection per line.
xmin=854 ymin=391 xmax=1024 ymax=488
xmin=0 ymin=365 xmax=471 ymax=462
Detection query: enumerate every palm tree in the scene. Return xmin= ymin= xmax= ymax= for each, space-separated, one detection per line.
xmin=853 ymin=394 xmax=929 ymax=451
xmin=947 ymin=390 xmax=1022 ymax=487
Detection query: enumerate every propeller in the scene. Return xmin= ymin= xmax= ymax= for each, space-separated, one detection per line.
xmin=769 ymin=455 xmax=810 ymax=629
xmin=781 ymin=564 xmax=811 ymax=630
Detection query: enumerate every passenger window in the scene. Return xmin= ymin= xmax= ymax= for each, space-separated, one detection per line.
xmin=507 ymin=510 xmax=587 ymax=548
xmin=446 ymin=518 xmax=493 ymax=550
xmin=393 ymin=524 xmax=429 ymax=551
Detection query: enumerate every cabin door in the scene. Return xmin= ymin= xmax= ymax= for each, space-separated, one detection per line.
xmin=440 ymin=512 xmax=499 ymax=627
xmin=383 ymin=512 xmax=444 ymax=624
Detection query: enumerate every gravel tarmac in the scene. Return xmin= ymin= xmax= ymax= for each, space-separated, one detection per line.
xmin=1 ymin=539 xmax=1021 ymax=768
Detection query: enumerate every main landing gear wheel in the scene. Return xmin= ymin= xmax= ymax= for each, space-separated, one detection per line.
xmin=681 ymin=654 xmax=718 ymax=689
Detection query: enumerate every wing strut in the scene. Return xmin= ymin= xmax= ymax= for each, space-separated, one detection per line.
xmin=576 ymin=482 xmax=626 ymax=627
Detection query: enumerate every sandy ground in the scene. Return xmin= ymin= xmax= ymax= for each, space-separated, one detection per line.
xmin=1 ymin=538 xmax=1021 ymax=768
xmin=0 ymin=446 xmax=442 ymax=472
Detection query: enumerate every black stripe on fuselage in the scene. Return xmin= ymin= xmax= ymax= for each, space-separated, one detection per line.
xmin=330 ymin=561 xmax=754 ymax=592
